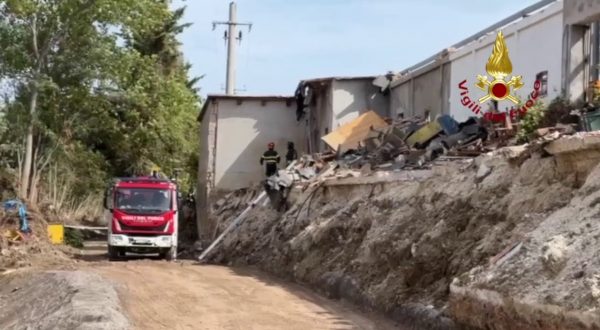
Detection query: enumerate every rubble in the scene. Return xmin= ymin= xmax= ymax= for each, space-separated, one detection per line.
xmin=207 ymin=112 xmax=586 ymax=234
xmin=541 ymin=235 xmax=569 ymax=275
xmin=204 ymin=109 xmax=600 ymax=328
xmin=208 ymin=146 xmax=578 ymax=328
xmin=0 ymin=203 xmax=74 ymax=270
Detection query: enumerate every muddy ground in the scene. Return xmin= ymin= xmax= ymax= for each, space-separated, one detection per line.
xmin=92 ymin=260 xmax=399 ymax=330
xmin=0 ymin=241 xmax=401 ymax=330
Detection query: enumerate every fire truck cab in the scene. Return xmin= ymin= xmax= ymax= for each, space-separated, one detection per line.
xmin=103 ymin=177 xmax=179 ymax=260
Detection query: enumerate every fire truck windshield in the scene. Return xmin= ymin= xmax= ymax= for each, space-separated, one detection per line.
xmin=115 ymin=188 xmax=171 ymax=213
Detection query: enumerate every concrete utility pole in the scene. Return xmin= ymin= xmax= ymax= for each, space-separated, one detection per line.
xmin=213 ymin=2 xmax=252 ymax=95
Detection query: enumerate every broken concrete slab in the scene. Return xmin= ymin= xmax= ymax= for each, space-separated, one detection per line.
xmin=544 ymin=133 xmax=600 ymax=185
xmin=496 ymin=145 xmax=530 ymax=160
xmin=545 ymin=132 xmax=600 ymax=155
xmin=449 ymin=284 xmax=600 ymax=330
xmin=322 ymin=169 xmax=434 ymax=186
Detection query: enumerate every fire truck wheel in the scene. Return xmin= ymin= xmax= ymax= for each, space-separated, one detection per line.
xmin=108 ymin=245 xmax=119 ymax=261
xmin=164 ymin=246 xmax=177 ymax=261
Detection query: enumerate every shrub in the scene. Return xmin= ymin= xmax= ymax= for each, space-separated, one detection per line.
xmin=517 ymin=100 xmax=546 ymax=143
xmin=539 ymin=97 xmax=578 ymax=128
xmin=64 ymin=228 xmax=84 ymax=248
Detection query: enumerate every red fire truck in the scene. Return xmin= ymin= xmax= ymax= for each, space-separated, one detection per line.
xmin=103 ymin=177 xmax=179 ymax=260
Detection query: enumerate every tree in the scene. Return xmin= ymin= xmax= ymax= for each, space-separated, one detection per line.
xmin=0 ymin=0 xmax=200 ymax=219
xmin=128 ymin=5 xmax=203 ymax=95
xmin=0 ymin=0 xmax=169 ymax=201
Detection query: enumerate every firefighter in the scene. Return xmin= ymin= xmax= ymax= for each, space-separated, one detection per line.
xmin=260 ymin=142 xmax=280 ymax=177
xmin=285 ymin=141 xmax=298 ymax=166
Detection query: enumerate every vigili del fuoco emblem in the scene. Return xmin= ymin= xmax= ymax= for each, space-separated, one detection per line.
xmin=475 ymin=31 xmax=524 ymax=104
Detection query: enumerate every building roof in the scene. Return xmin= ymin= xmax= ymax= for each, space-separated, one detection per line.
xmin=390 ymin=0 xmax=560 ymax=88
xmin=298 ymin=75 xmax=377 ymax=86
xmin=198 ymin=94 xmax=294 ymax=122
xmin=294 ymin=75 xmax=379 ymax=94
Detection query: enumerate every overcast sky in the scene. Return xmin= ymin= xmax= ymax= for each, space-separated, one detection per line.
xmin=174 ymin=0 xmax=541 ymax=97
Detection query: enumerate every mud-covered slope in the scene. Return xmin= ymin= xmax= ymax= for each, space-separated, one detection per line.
xmin=209 ymin=149 xmax=576 ymax=328
xmin=447 ymin=161 xmax=600 ymax=329
xmin=0 ymin=270 xmax=129 ymax=330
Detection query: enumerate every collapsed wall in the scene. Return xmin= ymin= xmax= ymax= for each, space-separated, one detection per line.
xmin=208 ymin=143 xmax=582 ymax=328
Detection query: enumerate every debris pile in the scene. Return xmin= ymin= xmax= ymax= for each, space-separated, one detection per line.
xmin=282 ymin=111 xmax=584 ymax=185
xmin=287 ymin=112 xmax=491 ymax=180
xmin=0 ymin=202 xmax=72 ymax=270
xmin=202 ymin=101 xmax=600 ymax=327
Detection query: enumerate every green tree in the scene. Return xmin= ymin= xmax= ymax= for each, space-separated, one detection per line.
xmin=0 ymin=0 xmax=203 ymax=210
xmin=0 ymin=0 xmax=169 ymax=201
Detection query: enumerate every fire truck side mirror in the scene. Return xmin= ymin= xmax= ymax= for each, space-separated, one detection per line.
xmin=104 ymin=188 xmax=114 ymax=211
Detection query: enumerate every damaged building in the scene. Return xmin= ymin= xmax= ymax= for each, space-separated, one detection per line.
xmin=196 ymin=80 xmax=390 ymax=238
xmin=193 ymin=0 xmax=600 ymax=328
xmin=295 ymin=76 xmax=391 ymax=153
xmin=196 ymin=0 xmax=600 ymax=242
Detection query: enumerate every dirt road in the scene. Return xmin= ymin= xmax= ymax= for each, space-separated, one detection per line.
xmin=91 ymin=261 xmax=399 ymax=330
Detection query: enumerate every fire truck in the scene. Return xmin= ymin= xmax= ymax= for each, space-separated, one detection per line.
xmin=103 ymin=176 xmax=180 ymax=260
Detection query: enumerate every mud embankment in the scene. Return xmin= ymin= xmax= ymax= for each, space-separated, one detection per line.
xmin=0 ymin=270 xmax=129 ymax=330
xmin=208 ymin=145 xmax=588 ymax=329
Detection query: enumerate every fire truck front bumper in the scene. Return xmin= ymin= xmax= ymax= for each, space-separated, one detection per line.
xmin=109 ymin=234 xmax=174 ymax=248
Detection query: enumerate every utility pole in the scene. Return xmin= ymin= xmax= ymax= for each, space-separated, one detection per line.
xmin=213 ymin=2 xmax=252 ymax=95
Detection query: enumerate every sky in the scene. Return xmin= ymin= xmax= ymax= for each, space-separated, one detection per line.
xmin=173 ymin=0 xmax=540 ymax=97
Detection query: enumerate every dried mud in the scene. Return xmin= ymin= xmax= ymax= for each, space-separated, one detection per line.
xmin=208 ymin=149 xmax=577 ymax=329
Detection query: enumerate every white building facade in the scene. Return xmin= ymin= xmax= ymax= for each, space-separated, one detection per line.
xmin=390 ymin=0 xmax=565 ymax=122
xmin=196 ymin=95 xmax=305 ymax=239
xmin=449 ymin=1 xmax=563 ymax=122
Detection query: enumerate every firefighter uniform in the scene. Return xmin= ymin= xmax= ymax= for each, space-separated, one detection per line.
xmin=260 ymin=147 xmax=280 ymax=177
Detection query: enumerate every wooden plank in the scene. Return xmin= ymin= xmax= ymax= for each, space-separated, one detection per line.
xmin=321 ymin=111 xmax=389 ymax=152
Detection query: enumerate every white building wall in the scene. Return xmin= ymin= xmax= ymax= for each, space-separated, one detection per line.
xmin=390 ymin=82 xmax=411 ymax=118
xmin=330 ymin=79 xmax=389 ymax=130
xmin=413 ymin=66 xmax=448 ymax=118
xmin=564 ymin=0 xmax=600 ymax=25
xmin=449 ymin=2 xmax=563 ymax=122
xmin=196 ymin=103 xmax=215 ymax=240
xmin=214 ymin=99 xmax=305 ymax=191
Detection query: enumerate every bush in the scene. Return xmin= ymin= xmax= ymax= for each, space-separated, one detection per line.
xmin=539 ymin=97 xmax=578 ymax=128
xmin=517 ymin=100 xmax=546 ymax=143
xmin=64 ymin=228 xmax=84 ymax=248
